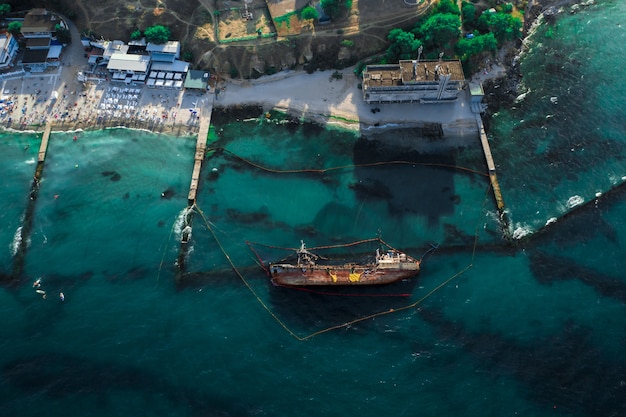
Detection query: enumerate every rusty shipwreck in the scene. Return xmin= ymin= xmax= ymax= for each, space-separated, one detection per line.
xmin=268 ymin=241 xmax=421 ymax=286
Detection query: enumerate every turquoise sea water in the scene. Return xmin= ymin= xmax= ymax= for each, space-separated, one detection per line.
xmin=1 ymin=2 xmax=625 ymax=416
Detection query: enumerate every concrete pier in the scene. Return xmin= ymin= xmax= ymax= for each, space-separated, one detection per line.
xmin=178 ymin=94 xmax=215 ymax=276
xmin=476 ymin=114 xmax=505 ymax=211
xmin=187 ymin=94 xmax=215 ymax=205
xmin=38 ymin=121 xmax=52 ymax=162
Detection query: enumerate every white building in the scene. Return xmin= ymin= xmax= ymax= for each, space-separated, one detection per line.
xmin=146 ymin=41 xmax=180 ymax=63
xmin=362 ymin=59 xmax=466 ymax=104
xmin=146 ymin=60 xmax=189 ymax=89
xmin=107 ymin=53 xmax=151 ymax=84
xmin=0 ymin=33 xmax=19 ymax=70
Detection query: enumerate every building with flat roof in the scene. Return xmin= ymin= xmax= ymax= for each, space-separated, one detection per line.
xmin=19 ymin=8 xmax=65 ymax=71
xmin=362 ymin=59 xmax=466 ymax=104
xmin=21 ymin=49 xmax=48 ymax=72
xmin=107 ymin=53 xmax=151 ymax=84
xmin=183 ymin=70 xmax=210 ymax=91
xmin=147 ymin=60 xmax=189 ymax=89
xmin=107 ymin=53 xmax=150 ymax=73
xmin=26 ymin=37 xmax=51 ymax=49
xmin=21 ymin=8 xmax=58 ymax=39
xmin=146 ymin=41 xmax=180 ymax=63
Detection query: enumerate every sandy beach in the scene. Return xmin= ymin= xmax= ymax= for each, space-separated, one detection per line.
xmin=0 ymin=69 xmax=211 ymax=136
xmin=215 ymin=67 xmax=481 ymax=135
xmin=0 ymin=13 xmax=506 ymax=138
xmin=0 ymin=62 xmax=505 ymax=140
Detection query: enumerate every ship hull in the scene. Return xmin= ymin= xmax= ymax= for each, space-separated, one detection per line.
xmin=269 ymin=263 xmax=419 ymax=286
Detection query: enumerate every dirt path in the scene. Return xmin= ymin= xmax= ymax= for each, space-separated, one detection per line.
xmin=72 ymin=0 xmax=91 ymax=30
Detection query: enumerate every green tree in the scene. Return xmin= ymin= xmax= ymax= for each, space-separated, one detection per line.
xmin=477 ymin=11 xmax=521 ymax=43
xmin=130 ymin=29 xmax=142 ymax=40
xmin=144 ymin=25 xmax=171 ymax=44
xmin=501 ymin=2 xmax=513 ymax=13
xmin=320 ymin=0 xmax=351 ymax=19
xmin=301 ymin=6 xmax=318 ymax=20
xmin=7 ymin=21 xmax=21 ymax=35
xmin=461 ymin=2 xmax=477 ymax=30
xmin=386 ymin=28 xmax=423 ymax=62
xmin=455 ymin=32 xmax=497 ymax=61
xmin=435 ymin=0 xmax=460 ymax=15
xmin=0 ymin=3 xmax=10 ymax=18
xmin=417 ymin=13 xmax=461 ymax=49
xmin=54 ymin=24 xmax=71 ymax=44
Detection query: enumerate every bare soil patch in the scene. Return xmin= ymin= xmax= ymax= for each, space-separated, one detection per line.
xmin=217 ymin=7 xmax=276 ymax=42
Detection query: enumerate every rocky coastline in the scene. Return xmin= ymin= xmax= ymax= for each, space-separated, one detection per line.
xmin=480 ymin=0 xmax=597 ymax=132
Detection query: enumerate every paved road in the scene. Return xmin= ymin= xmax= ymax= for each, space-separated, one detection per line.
xmin=56 ymin=14 xmax=88 ymax=93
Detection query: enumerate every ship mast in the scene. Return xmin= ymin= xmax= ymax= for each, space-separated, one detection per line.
xmin=297 ymin=241 xmax=318 ymax=267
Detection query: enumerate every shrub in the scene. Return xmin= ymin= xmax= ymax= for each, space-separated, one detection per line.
xmin=7 ymin=21 xmax=21 ymax=35
xmin=301 ymin=6 xmax=318 ymax=20
xmin=130 ymin=30 xmax=142 ymax=40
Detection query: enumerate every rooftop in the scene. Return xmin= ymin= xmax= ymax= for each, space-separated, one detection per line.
xmin=184 ymin=70 xmax=210 ymax=89
xmin=26 ymin=38 xmax=51 ymax=48
xmin=363 ymin=60 xmax=465 ymax=88
xmin=107 ymin=53 xmax=151 ymax=72
xmin=146 ymin=41 xmax=180 ymax=54
xmin=150 ymin=60 xmax=189 ymax=73
xmin=22 ymin=9 xmax=58 ymax=33
xmin=22 ymin=49 xmax=49 ymax=64
xmin=104 ymin=41 xmax=128 ymax=58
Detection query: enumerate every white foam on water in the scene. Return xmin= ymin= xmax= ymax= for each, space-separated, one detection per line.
xmin=512 ymin=223 xmax=533 ymax=240
xmin=24 ymin=158 xmax=36 ymax=165
xmin=566 ymin=195 xmax=584 ymax=209
xmin=173 ymin=207 xmax=191 ymax=241
xmin=515 ymin=88 xmax=531 ymax=103
xmin=545 ymin=217 xmax=557 ymax=226
xmin=10 ymin=226 xmax=22 ymax=257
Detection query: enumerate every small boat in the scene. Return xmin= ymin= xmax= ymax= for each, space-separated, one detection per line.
xmin=269 ymin=241 xmax=420 ymax=286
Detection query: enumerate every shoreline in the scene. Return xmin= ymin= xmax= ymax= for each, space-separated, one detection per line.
xmin=1 ymin=119 xmax=200 ymax=137
xmin=3 ymin=119 xmax=200 ymax=136
xmin=213 ymin=67 xmax=483 ymax=135
xmin=1 ymin=0 xmax=593 ymax=139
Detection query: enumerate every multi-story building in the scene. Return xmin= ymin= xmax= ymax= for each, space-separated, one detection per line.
xmin=362 ymin=59 xmax=466 ymax=104
xmin=0 ymin=33 xmax=19 ymax=70
xmin=20 ymin=8 xmax=63 ymax=71
xmin=107 ymin=53 xmax=151 ymax=84
xmin=20 ymin=8 xmax=57 ymax=45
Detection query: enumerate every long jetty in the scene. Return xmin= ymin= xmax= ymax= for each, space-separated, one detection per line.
xmin=38 ymin=122 xmax=52 ymax=162
xmin=475 ymin=114 xmax=505 ymax=211
xmin=187 ymin=95 xmax=214 ymax=206
xmin=475 ymin=113 xmax=512 ymax=239
xmin=178 ymin=94 xmax=215 ymax=276
xmin=10 ymin=121 xmax=52 ymax=284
